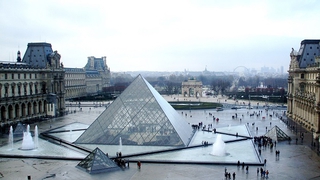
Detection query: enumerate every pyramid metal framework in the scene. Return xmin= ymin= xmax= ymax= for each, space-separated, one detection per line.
xmin=264 ymin=125 xmax=290 ymax=141
xmin=75 ymin=75 xmax=194 ymax=147
xmin=76 ymin=147 xmax=120 ymax=174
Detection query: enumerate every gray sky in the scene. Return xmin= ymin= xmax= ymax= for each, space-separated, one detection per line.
xmin=1 ymin=0 xmax=319 ymax=72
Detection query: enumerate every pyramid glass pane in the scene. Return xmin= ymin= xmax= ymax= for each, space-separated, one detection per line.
xmin=265 ymin=126 xmax=290 ymax=141
xmin=77 ymin=148 xmax=119 ymax=174
xmin=75 ymin=75 xmax=194 ymax=147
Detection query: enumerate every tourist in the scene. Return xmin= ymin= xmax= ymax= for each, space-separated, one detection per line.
xmin=232 ymin=172 xmax=236 ymax=180
xmin=257 ymin=167 xmax=259 ymax=175
xmin=137 ymin=161 xmax=141 ymax=169
xmin=246 ymin=166 xmax=249 ymax=174
xmin=266 ymin=170 xmax=269 ymax=178
xmin=264 ymin=159 xmax=267 ymax=166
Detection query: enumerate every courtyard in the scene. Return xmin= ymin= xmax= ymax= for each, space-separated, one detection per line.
xmin=0 ymin=95 xmax=320 ymax=180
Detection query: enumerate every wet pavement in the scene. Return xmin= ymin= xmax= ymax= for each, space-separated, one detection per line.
xmin=1 ymin=96 xmax=320 ymax=180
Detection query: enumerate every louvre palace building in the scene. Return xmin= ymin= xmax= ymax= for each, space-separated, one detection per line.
xmin=64 ymin=56 xmax=111 ymax=99
xmin=0 ymin=42 xmax=111 ymax=131
xmin=287 ymin=39 xmax=320 ymax=140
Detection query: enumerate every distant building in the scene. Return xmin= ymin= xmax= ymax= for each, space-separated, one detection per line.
xmin=287 ymin=39 xmax=320 ymax=140
xmin=0 ymin=42 xmax=65 ymax=128
xmin=181 ymin=78 xmax=202 ymax=97
xmin=64 ymin=56 xmax=111 ymax=99
xmin=64 ymin=68 xmax=86 ymax=99
xmin=84 ymin=56 xmax=111 ymax=95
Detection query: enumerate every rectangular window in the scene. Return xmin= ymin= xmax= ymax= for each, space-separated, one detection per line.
xmin=11 ymin=86 xmax=15 ymax=96
xmin=301 ymin=74 xmax=305 ymax=79
xmin=12 ymin=74 xmax=14 ymax=79
xmin=5 ymin=74 xmax=7 ymax=79
xmin=5 ymin=87 xmax=8 ymax=97
xmin=24 ymin=85 xmax=27 ymax=95
xmin=18 ymin=74 xmax=20 ymax=79
xmin=29 ymin=84 xmax=32 ymax=95
xmin=24 ymin=73 xmax=26 ymax=79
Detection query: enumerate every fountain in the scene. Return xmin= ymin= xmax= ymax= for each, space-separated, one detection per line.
xmin=210 ymin=134 xmax=226 ymax=156
xmin=8 ymin=126 xmax=13 ymax=150
xmin=21 ymin=125 xmax=35 ymax=150
xmin=34 ymin=125 xmax=39 ymax=149
xmin=119 ymin=137 xmax=122 ymax=151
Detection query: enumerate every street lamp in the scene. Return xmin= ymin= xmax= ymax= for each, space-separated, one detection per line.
xmin=318 ymin=137 xmax=320 ymax=153
xmin=311 ymin=129 xmax=315 ymax=147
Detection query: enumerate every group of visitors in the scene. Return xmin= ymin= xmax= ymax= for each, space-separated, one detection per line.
xmin=114 ymin=151 xmax=131 ymax=168
xmin=258 ymin=167 xmax=269 ymax=178
xmin=254 ymin=135 xmax=276 ymax=150
xmin=202 ymin=141 xmax=210 ymax=146
xmin=224 ymin=167 xmax=236 ymax=180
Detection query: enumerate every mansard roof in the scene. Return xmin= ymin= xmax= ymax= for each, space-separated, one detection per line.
xmin=297 ymin=39 xmax=320 ymax=68
xmin=22 ymin=42 xmax=54 ymax=68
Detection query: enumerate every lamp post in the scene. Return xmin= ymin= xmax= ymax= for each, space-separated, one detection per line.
xmin=311 ymin=129 xmax=314 ymax=147
xmin=318 ymin=137 xmax=320 ymax=153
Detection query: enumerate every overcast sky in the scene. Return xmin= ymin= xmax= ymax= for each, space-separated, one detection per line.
xmin=1 ymin=0 xmax=320 ymax=72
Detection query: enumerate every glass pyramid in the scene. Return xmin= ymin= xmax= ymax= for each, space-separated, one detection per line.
xmin=75 ymin=75 xmax=194 ymax=147
xmin=265 ymin=125 xmax=290 ymax=141
xmin=76 ymin=147 xmax=120 ymax=174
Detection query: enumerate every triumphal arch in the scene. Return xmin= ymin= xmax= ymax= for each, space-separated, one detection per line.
xmin=181 ymin=78 xmax=202 ymax=97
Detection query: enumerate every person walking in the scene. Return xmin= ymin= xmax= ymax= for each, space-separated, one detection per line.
xmin=257 ymin=167 xmax=259 ymax=175
xmin=246 ymin=166 xmax=249 ymax=174
xmin=137 ymin=161 xmax=141 ymax=169
xmin=232 ymin=172 xmax=236 ymax=180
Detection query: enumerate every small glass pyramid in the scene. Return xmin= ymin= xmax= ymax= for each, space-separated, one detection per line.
xmin=75 ymin=75 xmax=194 ymax=147
xmin=76 ymin=147 xmax=120 ymax=174
xmin=265 ymin=125 xmax=290 ymax=141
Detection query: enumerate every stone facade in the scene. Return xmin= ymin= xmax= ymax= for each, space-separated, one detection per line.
xmin=182 ymin=78 xmax=203 ymax=97
xmin=84 ymin=56 xmax=111 ymax=94
xmin=64 ymin=68 xmax=86 ymax=99
xmin=287 ymin=39 xmax=320 ymax=140
xmin=64 ymin=56 xmax=111 ymax=99
xmin=0 ymin=42 xmax=65 ymax=128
